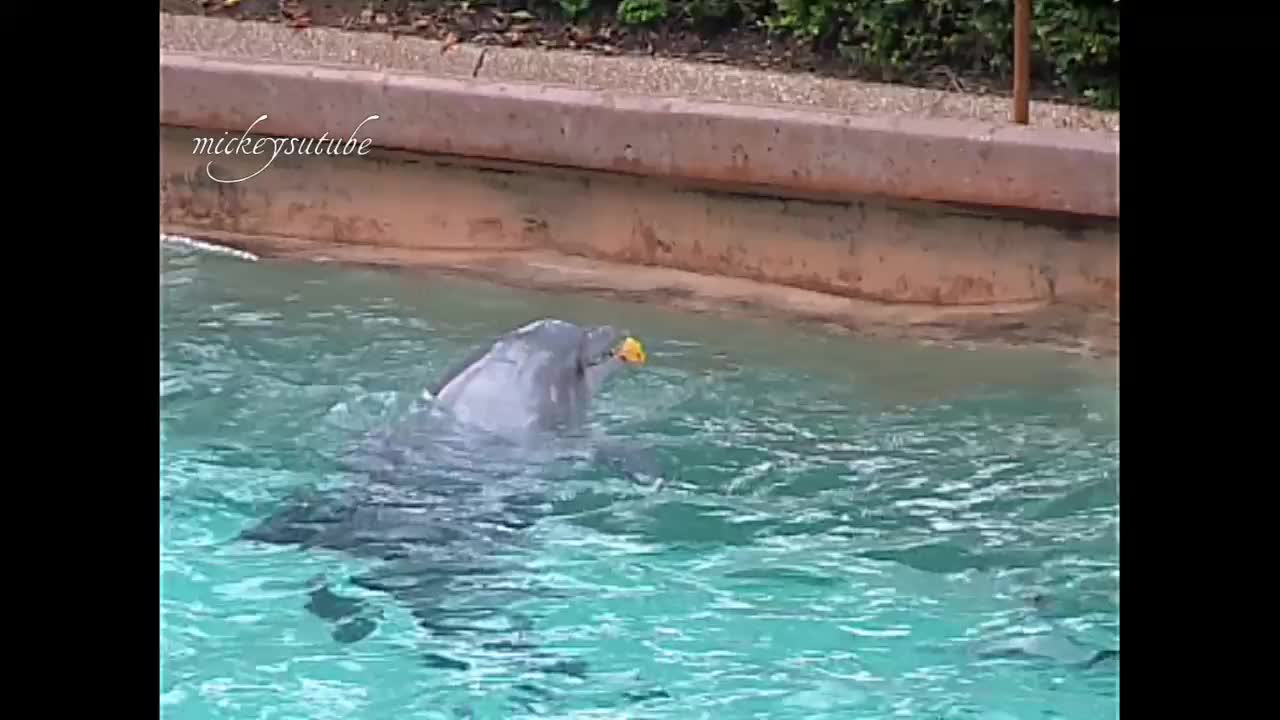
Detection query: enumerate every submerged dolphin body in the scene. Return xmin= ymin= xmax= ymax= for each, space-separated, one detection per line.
xmin=240 ymin=319 xmax=652 ymax=660
xmin=968 ymin=590 xmax=1118 ymax=673
xmin=975 ymin=632 xmax=1119 ymax=670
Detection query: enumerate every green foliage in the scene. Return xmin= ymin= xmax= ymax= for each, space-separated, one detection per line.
xmin=529 ymin=0 xmax=1120 ymax=108
xmin=767 ymin=0 xmax=1119 ymax=106
xmin=684 ymin=0 xmax=735 ymax=19
xmin=618 ymin=0 xmax=671 ymax=25
xmin=556 ymin=0 xmax=593 ymax=19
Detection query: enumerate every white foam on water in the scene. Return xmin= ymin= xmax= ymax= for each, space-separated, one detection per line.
xmin=161 ymin=233 xmax=259 ymax=262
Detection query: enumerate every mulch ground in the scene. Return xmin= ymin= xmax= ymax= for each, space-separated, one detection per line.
xmin=163 ymin=0 xmax=1101 ymax=108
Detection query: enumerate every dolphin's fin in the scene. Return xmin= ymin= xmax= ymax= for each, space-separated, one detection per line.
xmin=303 ymin=584 xmax=382 ymax=644
xmin=304 ymin=585 xmax=365 ymax=622
xmin=1084 ymin=648 xmax=1119 ymax=668
xmin=332 ymin=617 xmax=378 ymax=644
xmin=237 ymin=487 xmax=355 ymax=547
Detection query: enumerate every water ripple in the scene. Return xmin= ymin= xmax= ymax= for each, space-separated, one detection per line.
xmin=161 ymin=251 xmax=1118 ymax=720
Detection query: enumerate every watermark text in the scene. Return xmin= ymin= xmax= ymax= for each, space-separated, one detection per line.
xmin=191 ymin=114 xmax=380 ymax=183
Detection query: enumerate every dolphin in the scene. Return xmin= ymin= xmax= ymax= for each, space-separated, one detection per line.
xmin=975 ymin=632 xmax=1119 ymax=670
xmin=968 ymin=590 xmax=1118 ymax=672
xmin=239 ymin=318 xmax=651 ymax=658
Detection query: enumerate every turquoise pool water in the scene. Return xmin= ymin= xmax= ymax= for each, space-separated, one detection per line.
xmin=160 ymin=242 xmax=1119 ymax=720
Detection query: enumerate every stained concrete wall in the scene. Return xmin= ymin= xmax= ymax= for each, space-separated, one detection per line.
xmin=159 ymin=17 xmax=1118 ymax=355
xmin=162 ymin=126 xmax=1116 ymax=311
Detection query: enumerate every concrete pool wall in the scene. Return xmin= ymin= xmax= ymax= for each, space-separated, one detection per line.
xmin=159 ymin=15 xmax=1118 ymax=357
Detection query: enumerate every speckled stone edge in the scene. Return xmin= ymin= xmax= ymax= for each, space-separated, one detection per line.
xmin=160 ymin=50 xmax=1120 ymax=219
xmin=159 ymin=14 xmax=1120 ymax=134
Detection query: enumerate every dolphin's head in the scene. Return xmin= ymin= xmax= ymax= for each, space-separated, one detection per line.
xmin=429 ymin=319 xmax=647 ymax=436
xmin=579 ymin=324 xmax=647 ymax=394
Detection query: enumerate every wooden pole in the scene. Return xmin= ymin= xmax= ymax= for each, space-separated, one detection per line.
xmin=1013 ymin=0 xmax=1031 ymax=124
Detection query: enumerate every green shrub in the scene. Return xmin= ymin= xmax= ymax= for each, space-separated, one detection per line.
xmin=618 ymin=0 xmax=671 ymax=25
xmin=530 ymin=0 xmax=1120 ymax=108
xmin=767 ymin=0 xmax=1119 ymax=107
xmin=556 ymin=0 xmax=594 ymax=20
